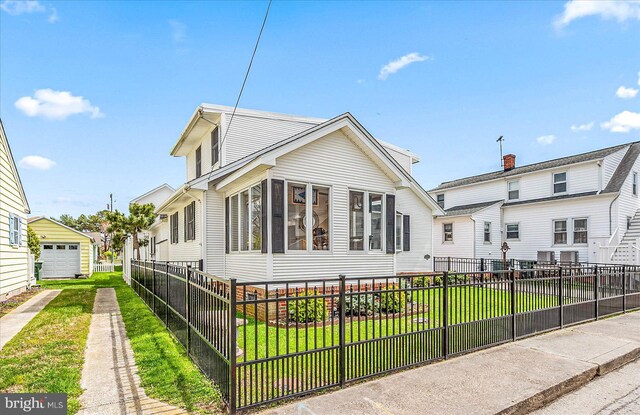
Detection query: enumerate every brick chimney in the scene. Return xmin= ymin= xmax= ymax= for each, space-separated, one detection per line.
xmin=503 ymin=154 xmax=516 ymax=171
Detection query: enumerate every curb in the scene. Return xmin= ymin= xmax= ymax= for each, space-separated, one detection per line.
xmin=497 ymin=346 xmax=640 ymax=415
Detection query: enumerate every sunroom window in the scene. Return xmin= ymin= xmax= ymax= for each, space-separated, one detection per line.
xmin=287 ymin=183 xmax=330 ymax=251
xmin=370 ymin=193 xmax=383 ymax=251
xmin=349 ymin=191 xmax=365 ymax=250
xmin=228 ymin=185 xmax=263 ymax=252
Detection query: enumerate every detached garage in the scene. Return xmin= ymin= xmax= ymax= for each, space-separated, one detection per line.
xmin=27 ymin=217 xmax=94 ymax=278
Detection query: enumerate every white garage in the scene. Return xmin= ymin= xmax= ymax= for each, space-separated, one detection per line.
xmin=40 ymin=243 xmax=81 ymax=278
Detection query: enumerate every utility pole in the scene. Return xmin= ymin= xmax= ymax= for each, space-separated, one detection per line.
xmin=109 ymin=193 xmax=113 ymax=212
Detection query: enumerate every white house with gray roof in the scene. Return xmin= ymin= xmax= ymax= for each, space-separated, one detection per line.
xmin=429 ymin=142 xmax=640 ymax=265
xmin=125 ymin=104 xmax=443 ymax=281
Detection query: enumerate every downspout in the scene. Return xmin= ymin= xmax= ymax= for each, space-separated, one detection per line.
xmin=470 ymin=215 xmax=476 ymax=259
xmin=609 ymin=192 xmax=620 ymax=236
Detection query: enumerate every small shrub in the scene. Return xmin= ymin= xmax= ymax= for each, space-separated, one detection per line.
xmin=432 ymin=274 xmax=468 ymax=286
xmin=344 ymin=293 xmax=378 ymax=316
xmin=378 ymin=288 xmax=406 ymax=314
xmin=411 ymin=276 xmax=432 ymax=287
xmin=433 ymin=276 xmax=443 ymax=286
xmin=288 ymin=291 xmax=326 ymax=323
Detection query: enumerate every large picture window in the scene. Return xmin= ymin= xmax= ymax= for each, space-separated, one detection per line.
xmin=286 ymin=183 xmax=331 ymax=251
xmin=228 ymin=183 xmax=263 ymax=252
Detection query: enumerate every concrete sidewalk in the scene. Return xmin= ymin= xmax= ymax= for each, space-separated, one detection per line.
xmin=78 ymin=288 xmax=186 ymax=415
xmin=261 ymin=311 xmax=640 ymax=415
xmin=0 ymin=289 xmax=61 ymax=350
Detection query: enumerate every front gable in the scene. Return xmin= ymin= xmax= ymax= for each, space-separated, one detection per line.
xmin=0 ymin=120 xmax=30 ymax=214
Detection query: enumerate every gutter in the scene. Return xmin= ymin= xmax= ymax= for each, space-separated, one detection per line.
xmin=609 ymin=192 xmax=620 ymax=236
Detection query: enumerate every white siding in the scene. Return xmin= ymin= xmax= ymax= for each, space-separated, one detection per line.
xmin=502 ymin=196 xmax=613 ymax=262
xmin=436 ymin=180 xmax=503 ymax=210
xmin=205 ymin=187 xmax=227 ymax=277
xmin=433 ymin=216 xmax=475 ymax=259
xmin=383 ymin=146 xmax=413 ymax=175
xmin=0 ymin=132 xmax=29 ymax=299
xmin=472 ymin=204 xmax=502 ymax=259
xmin=164 ymin=194 xmax=204 ymax=262
xmin=614 ymin=154 xmax=640 ymax=243
xmin=270 ymin=129 xmax=397 ymax=280
xmin=395 ymin=188 xmax=434 ymax=273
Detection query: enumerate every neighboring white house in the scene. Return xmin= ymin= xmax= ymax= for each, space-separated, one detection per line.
xmin=0 ymin=119 xmax=32 ymax=299
xmin=429 ymin=142 xmax=640 ymax=264
xmin=128 ymin=104 xmax=443 ymax=282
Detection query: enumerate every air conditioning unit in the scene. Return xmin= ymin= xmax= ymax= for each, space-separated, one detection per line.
xmin=537 ymin=251 xmax=555 ymax=264
xmin=560 ymin=251 xmax=579 ymax=264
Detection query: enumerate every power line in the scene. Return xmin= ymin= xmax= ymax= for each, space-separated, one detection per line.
xmin=220 ymin=0 xmax=272 ymax=148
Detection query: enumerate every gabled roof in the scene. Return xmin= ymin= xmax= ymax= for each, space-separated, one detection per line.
xmin=28 ymin=217 xmax=94 ymax=240
xmin=603 ymin=142 xmax=640 ymax=193
xmin=131 ymin=183 xmax=176 ymax=204
xmin=0 ymin=119 xmax=30 ymax=214
xmin=187 ymin=112 xmax=444 ymax=214
xmin=431 ymin=141 xmax=637 ymax=192
xmin=442 ymin=200 xmax=503 ymax=217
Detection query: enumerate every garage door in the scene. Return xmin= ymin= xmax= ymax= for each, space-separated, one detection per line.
xmin=40 ymin=243 xmax=81 ymax=278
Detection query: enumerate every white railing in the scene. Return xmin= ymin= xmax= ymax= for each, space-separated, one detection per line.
xmin=94 ymin=263 xmax=115 ymax=273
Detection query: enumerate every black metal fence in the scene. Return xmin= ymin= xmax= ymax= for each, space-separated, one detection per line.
xmin=433 ymin=256 xmax=610 ymax=274
xmin=130 ymin=260 xmax=640 ymax=413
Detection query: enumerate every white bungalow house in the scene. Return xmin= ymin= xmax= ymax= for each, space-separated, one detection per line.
xmin=428 ymin=142 xmax=640 ymax=265
xmin=0 ymin=119 xmax=32 ymax=299
xmin=129 ymin=104 xmax=443 ymax=281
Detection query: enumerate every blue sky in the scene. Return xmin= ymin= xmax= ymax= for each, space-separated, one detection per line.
xmin=1 ymin=0 xmax=639 ymax=217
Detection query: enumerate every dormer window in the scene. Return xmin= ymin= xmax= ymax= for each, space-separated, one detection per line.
xmin=195 ymin=146 xmax=202 ymax=177
xmin=553 ymin=172 xmax=567 ymax=194
xmin=436 ymin=194 xmax=444 ymax=208
xmin=211 ymin=127 xmax=220 ymax=166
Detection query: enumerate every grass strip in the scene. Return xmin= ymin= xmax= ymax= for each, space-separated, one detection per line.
xmin=0 ymin=288 xmax=94 ymax=414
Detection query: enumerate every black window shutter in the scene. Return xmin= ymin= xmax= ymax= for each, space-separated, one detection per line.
xmin=272 ymin=179 xmax=285 ymax=254
xmin=403 ymin=215 xmax=411 ymax=252
xmin=261 ymin=179 xmax=268 ymax=254
xmin=191 ymin=201 xmax=196 ymax=240
xmin=225 ymin=197 xmax=230 ymax=254
xmin=184 ymin=206 xmax=187 ymax=242
xmin=385 ymin=194 xmax=395 ymax=254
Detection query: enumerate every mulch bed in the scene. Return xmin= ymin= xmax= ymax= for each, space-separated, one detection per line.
xmin=0 ymin=287 xmax=42 ymax=319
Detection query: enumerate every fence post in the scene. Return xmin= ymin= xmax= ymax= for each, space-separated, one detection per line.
xmin=622 ymin=265 xmax=627 ymax=313
xmin=339 ymin=274 xmax=346 ymax=388
xmin=447 ymin=257 xmax=451 ymax=272
xmin=442 ymin=271 xmax=449 ymax=359
xmin=165 ymin=264 xmax=170 ymax=327
xmin=229 ymin=278 xmax=237 ymax=415
xmin=185 ymin=265 xmax=191 ymax=355
xmin=594 ymin=265 xmax=599 ymax=320
xmin=199 ymin=258 xmax=204 ymax=272
xmin=480 ymin=258 xmax=485 ymax=273
xmin=511 ymin=268 xmax=516 ymax=340
xmin=559 ymin=267 xmax=564 ymax=329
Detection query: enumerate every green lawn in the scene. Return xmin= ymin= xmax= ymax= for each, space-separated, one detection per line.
xmin=0 ymin=288 xmax=94 ymax=414
xmin=41 ymin=272 xmax=223 ymax=414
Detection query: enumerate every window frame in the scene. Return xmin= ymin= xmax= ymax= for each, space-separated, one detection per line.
xmin=347 ymin=188 xmax=386 ymax=254
xmin=184 ymin=201 xmax=196 ymax=242
xmin=443 ymin=222 xmax=453 ymax=243
xmin=553 ymin=171 xmax=568 ymax=195
xmin=553 ymin=219 xmax=568 ymax=245
xmin=211 ymin=127 xmax=220 ymax=167
xmin=195 ymin=145 xmax=202 ymax=178
xmin=633 ymin=172 xmax=638 ymax=196
xmin=284 ymin=181 xmax=333 ymax=254
xmin=9 ymin=213 xmax=21 ymax=247
xmin=395 ymin=212 xmax=403 ymax=252
xmin=170 ymin=212 xmax=179 ymax=244
xmin=228 ymin=182 xmax=265 ymax=253
xmin=573 ymin=217 xmax=588 ymax=245
xmin=507 ymin=180 xmax=520 ymax=201
xmin=483 ymin=221 xmax=491 ymax=244
xmin=505 ymin=223 xmax=520 ymax=240
xmin=436 ymin=193 xmax=445 ymax=209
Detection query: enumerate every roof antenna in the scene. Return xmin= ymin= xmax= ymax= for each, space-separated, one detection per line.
xmin=497 ymin=136 xmax=504 ymax=167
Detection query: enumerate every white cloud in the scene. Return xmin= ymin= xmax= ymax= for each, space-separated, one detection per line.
xmin=169 ymin=19 xmax=186 ymax=43
xmin=616 ymin=86 xmax=639 ymax=99
xmin=0 ymin=0 xmax=44 ymax=15
xmin=554 ymin=0 xmax=640 ymax=29
xmin=571 ymin=122 xmax=594 ymax=132
xmin=601 ymin=110 xmax=640 ymax=133
xmin=356 ymin=79 xmax=365 ymax=85
xmin=15 ymin=89 xmax=104 ymax=120
xmin=378 ymin=52 xmax=429 ymax=80
xmin=1 ymin=0 xmax=58 ymax=23
xmin=19 ymin=155 xmax=56 ymax=170
xmin=537 ymin=135 xmax=557 ymax=145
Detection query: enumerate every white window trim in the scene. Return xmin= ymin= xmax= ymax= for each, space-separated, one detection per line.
xmin=633 ymin=172 xmax=638 ymax=197
xmin=483 ymin=221 xmax=491 ymax=244
xmin=507 ymin=180 xmax=520 ymax=201
xmin=552 ymin=219 xmax=568 ymax=246
xmin=443 ymin=222 xmax=454 ymax=243
xmin=348 ymin=188 xmax=387 ymax=254
xmin=553 ymin=171 xmax=568 ymax=195
xmin=505 ymin=222 xmax=520 ymax=240
xmin=228 ymin=182 xmax=264 ymax=254
xmin=284 ymin=180 xmax=334 ymax=254
xmin=395 ymin=212 xmax=403 ymax=252
xmin=572 ymin=217 xmax=589 ymax=246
